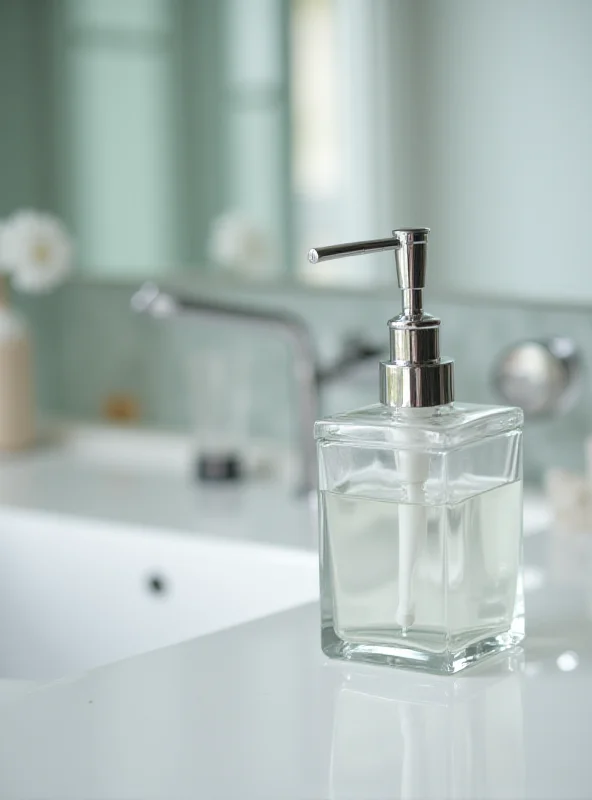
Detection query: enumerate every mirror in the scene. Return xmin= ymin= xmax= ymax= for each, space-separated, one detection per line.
xmin=1 ymin=0 xmax=591 ymax=302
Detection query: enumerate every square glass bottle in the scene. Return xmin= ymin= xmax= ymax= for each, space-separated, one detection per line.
xmin=309 ymin=229 xmax=524 ymax=674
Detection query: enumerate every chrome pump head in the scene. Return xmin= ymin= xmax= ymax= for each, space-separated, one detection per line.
xmin=308 ymin=228 xmax=454 ymax=408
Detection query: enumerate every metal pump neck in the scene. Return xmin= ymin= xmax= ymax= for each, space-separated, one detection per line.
xmin=308 ymin=227 xmax=454 ymax=408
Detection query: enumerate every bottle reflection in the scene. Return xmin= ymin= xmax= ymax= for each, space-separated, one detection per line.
xmin=329 ymin=653 xmax=525 ymax=800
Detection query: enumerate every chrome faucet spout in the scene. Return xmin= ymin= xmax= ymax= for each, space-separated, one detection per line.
xmin=132 ymin=282 xmax=318 ymax=495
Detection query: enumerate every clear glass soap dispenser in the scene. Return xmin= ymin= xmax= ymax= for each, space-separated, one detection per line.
xmin=310 ymin=229 xmax=524 ymax=674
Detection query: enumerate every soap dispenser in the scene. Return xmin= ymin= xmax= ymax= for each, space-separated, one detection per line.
xmin=311 ymin=229 xmax=524 ymax=674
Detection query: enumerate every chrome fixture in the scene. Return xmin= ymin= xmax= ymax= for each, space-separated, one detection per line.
xmin=493 ymin=337 xmax=581 ymax=417
xmin=132 ymin=283 xmax=380 ymax=494
xmin=310 ymin=228 xmax=454 ymax=408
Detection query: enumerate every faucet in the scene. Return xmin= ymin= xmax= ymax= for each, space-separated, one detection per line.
xmin=131 ymin=283 xmax=382 ymax=495
xmin=132 ymin=283 xmax=318 ymax=494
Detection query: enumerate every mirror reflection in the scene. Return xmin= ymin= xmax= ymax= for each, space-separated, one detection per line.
xmin=1 ymin=1 xmax=591 ymax=300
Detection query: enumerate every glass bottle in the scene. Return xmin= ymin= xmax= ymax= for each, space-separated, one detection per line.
xmin=311 ymin=229 xmax=524 ymax=674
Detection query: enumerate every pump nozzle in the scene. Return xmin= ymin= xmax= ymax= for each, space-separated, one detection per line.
xmin=393 ymin=228 xmax=428 ymax=317
xmin=308 ymin=228 xmax=428 ymax=298
xmin=309 ymin=227 xmax=429 ymax=318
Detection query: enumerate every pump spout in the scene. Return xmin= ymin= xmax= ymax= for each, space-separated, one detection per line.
xmin=308 ymin=227 xmax=454 ymax=409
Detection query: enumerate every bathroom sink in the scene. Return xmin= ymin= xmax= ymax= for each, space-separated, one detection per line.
xmin=0 ymin=507 xmax=318 ymax=681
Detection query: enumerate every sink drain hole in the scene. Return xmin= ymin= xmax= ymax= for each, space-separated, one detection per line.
xmin=146 ymin=573 xmax=169 ymax=596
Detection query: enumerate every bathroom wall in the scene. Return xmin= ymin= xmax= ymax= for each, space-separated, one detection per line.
xmin=5 ymin=0 xmax=592 ymax=303
xmin=18 ymin=279 xmax=592 ymax=485
xmin=0 ymin=1 xmax=53 ymax=214
xmin=0 ymin=0 xmax=290 ymax=276
xmin=392 ymin=0 xmax=592 ymax=304
xmin=4 ymin=0 xmax=592 ymax=486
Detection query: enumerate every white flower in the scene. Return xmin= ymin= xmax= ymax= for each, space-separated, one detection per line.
xmin=0 ymin=210 xmax=73 ymax=292
xmin=206 ymin=211 xmax=270 ymax=276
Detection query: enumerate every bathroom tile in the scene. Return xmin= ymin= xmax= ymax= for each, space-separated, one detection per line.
xmin=17 ymin=281 xmax=592 ymax=483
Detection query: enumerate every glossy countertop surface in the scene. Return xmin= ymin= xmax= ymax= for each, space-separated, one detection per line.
xmin=0 ymin=519 xmax=592 ymax=798
xmin=0 ymin=425 xmax=316 ymax=551
xmin=0 ymin=425 xmax=588 ymax=798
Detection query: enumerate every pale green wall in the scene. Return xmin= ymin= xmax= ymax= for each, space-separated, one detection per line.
xmin=0 ymin=0 xmax=291 ymax=275
xmin=0 ymin=1 xmax=53 ymax=213
xmin=2 ymin=0 xmax=592 ymax=298
xmin=397 ymin=0 xmax=592 ymax=303
xmin=57 ymin=0 xmax=181 ymax=273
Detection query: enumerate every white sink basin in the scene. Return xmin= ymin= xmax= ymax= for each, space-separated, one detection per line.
xmin=0 ymin=508 xmax=318 ymax=681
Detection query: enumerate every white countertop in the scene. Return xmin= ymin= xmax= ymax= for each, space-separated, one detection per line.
xmin=0 ymin=427 xmax=589 ymax=798
xmin=0 ymin=426 xmax=315 ymax=551
xmin=1 ymin=540 xmax=592 ymax=800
